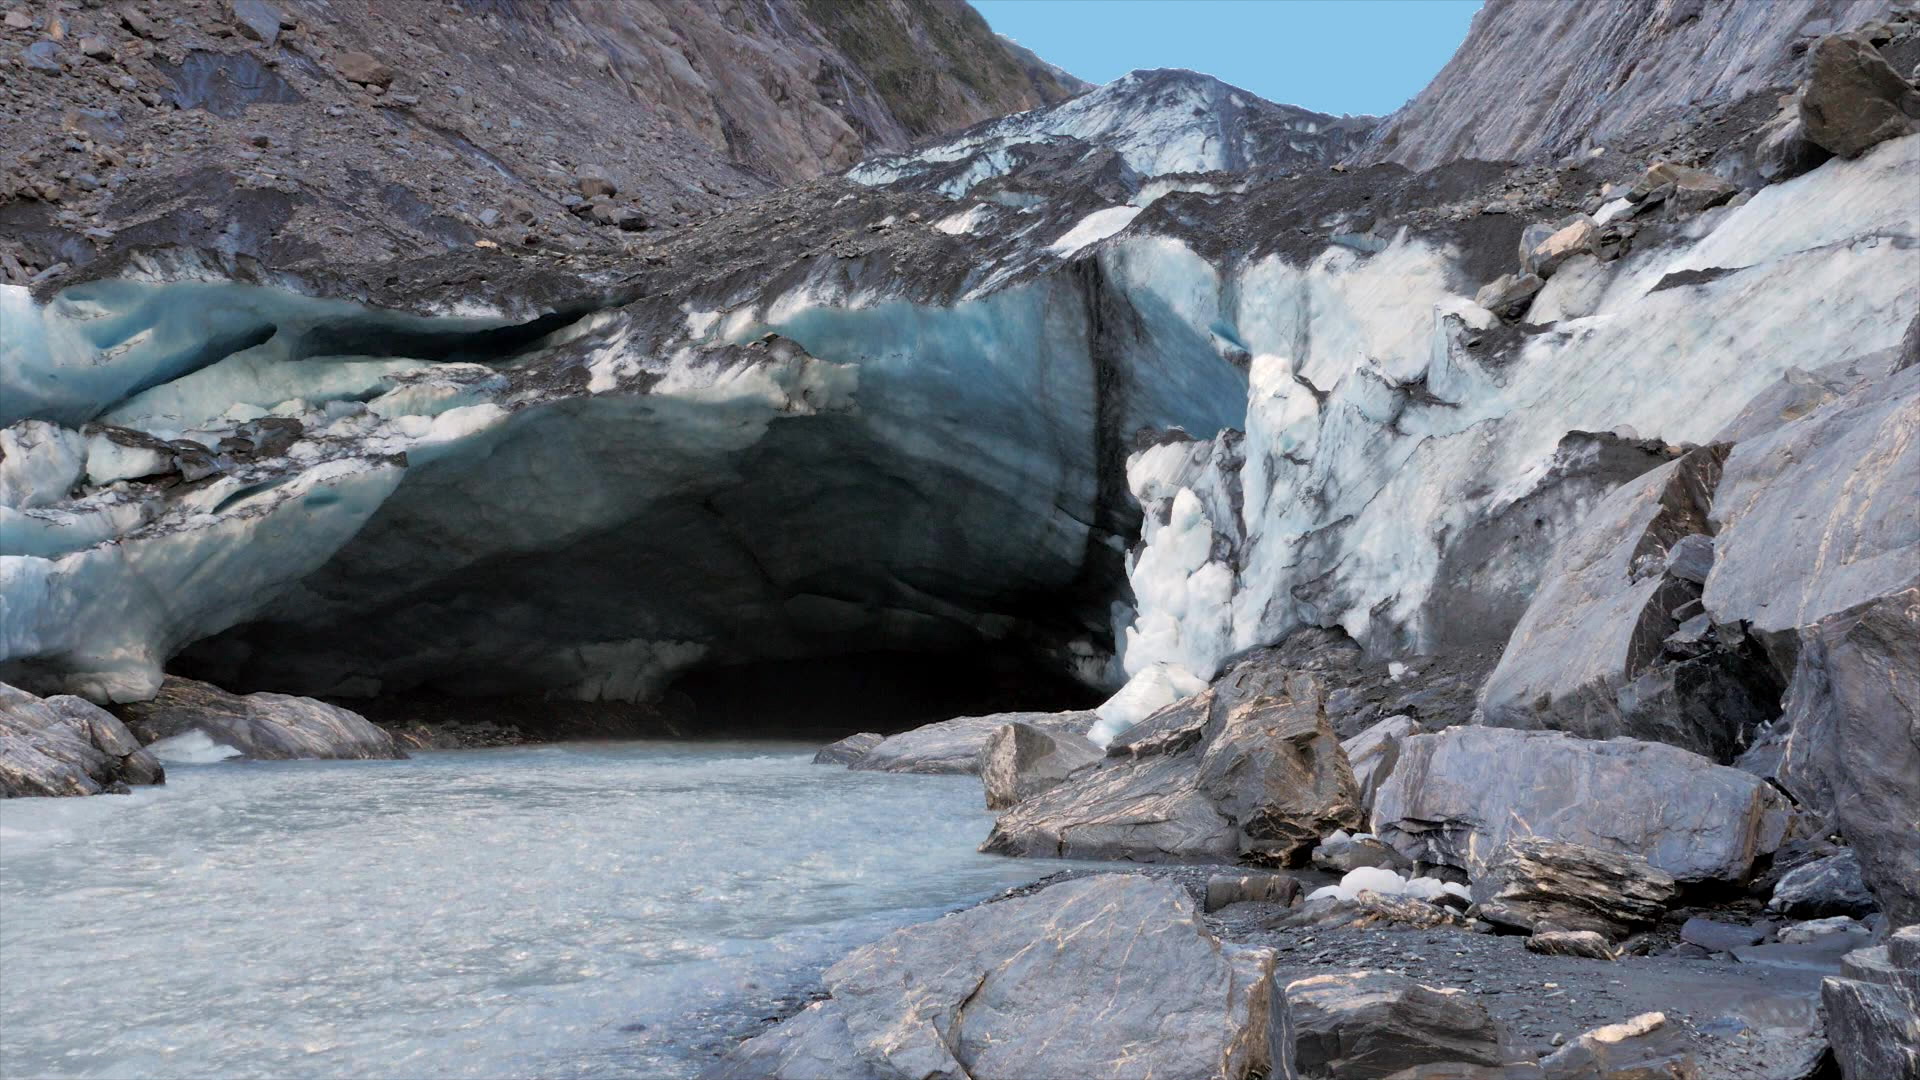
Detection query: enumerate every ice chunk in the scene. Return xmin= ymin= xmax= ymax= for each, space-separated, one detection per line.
xmin=1049 ymin=206 xmax=1144 ymax=257
xmin=144 ymin=729 xmax=244 ymax=763
xmin=0 ymin=421 xmax=85 ymax=509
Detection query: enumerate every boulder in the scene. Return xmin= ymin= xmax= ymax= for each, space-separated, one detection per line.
xmin=1474 ymin=272 xmax=1544 ymax=319
xmin=1277 ymin=891 xmax=1467 ymax=931
xmin=1775 ymin=588 xmax=1920 ymax=927
xmin=1342 ymin=714 xmax=1415 ymax=817
xmin=982 ymin=676 xmax=1362 ymax=864
xmin=811 ymin=731 xmax=882 ymax=765
xmin=979 ymin=720 xmax=1102 ymax=809
xmin=0 ymin=682 xmax=164 ymax=797
xmin=114 ymin=677 xmax=405 ymax=760
xmin=1286 ymin=971 xmax=1504 ymax=1079
xmin=230 ymin=0 xmax=283 ymax=47
xmin=709 ymin=874 xmax=1290 ymax=1080
xmin=1372 ymin=726 xmax=1788 ymax=883
xmin=1777 ymin=916 xmax=1869 ymax=944
xmin=1536 ymin=1012 xmax=1698 ymax=1079
xmin=1470 ymin=837 xmax=1678 ymax=938
xmin=1800 ymin=33 xmax=1920 ymax=157
xmin=1679 ymin=917 xmax=1766 ymax=952
xmin=1705 ymin=366 xmax=1920 ymax=641
xmin=849 ymin=710 xmax=1096 ymax=775
xmin=1526 ymin=929 xmax=1617 ymax=960
xmin=1205 ymin=872 xmax=1302 ymax=912
xmin=1821 ymin=928 xmax=1920 ymax=1080
xmin=1520 ymin=215 xmax=1596 ymax=278
xmin=1480 ymin=445 xmax=1779 ymax=765
xmin=335 ymin=50 xmax=393 ymax=88
xmin=1769 ymin=850 xmax=1877 ymax=918
xmin=577 ymin=173 xmax=618 ymax=199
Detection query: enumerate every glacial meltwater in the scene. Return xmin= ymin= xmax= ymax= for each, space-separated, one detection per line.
xmin=0 ymin=741 xmax=1065 ymax=1079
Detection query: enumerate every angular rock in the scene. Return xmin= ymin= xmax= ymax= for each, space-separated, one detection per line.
xmin=1343 ymin=714 xmax=1416 ymax=817
xmin=710 ymin=875 xmax=1291 ymax=1080
xmin=335 ymin=50 xmax=393 ymax=88
xmin=1480 ymin=445 xmax=1778 ymax=764
xmin=577 ymin=173 xmax=618 ymax=199
xmin=1276 ymin=891 xmax=1467 ymax=932
xmin=1536 ymin=1012 xmax=1699 ymax=1079
xmin=1665 ymin=533 xmax=1714 ymax=585
xmin=1801 ymin=33 xmax=1920 ymax=158
xmin=1655 ymin=164 xmax=1740 ymax=216
xmin=114 ymin=676 xmax=405 ymax=760
xmin=1679 ymin=917 xmax=1765 ymax=952
xmin=979 ymin=720 xmax=1102 ymax=810
xmin=1769 ymin=850 xmax=1877 ymax=918
xmin=983 ymin=676 xmax=1361 ymax=864
xmin=1474 ymin=272 xmax=1544 ymax=319
xmin=1526 ymin=929 xmax=1617 ymax=960
xmin=1205 ymin=872 xmax=1301 ymax=912
xmin=1778 ymin=916 xmax=1869 ymax=944
xmin=810 ymin=731 xmax=882 ymax=765
xmin=1 ymin=682 xmax=164 ymax=797
xmin=1286 ymin=971 xmax=1504 ymax=1079
xmin=850 ymin=710 xmax=1096 ymax=775
xmin=1521 ymin=215 xmax=1596 ymax=279
xmin=22 ymin=39 xmax=63 ymax=74
xmin=1471 ymin=837 xmax=1678 ymax=937
xmin=230 ymin=0 xmax=282 ymax=47
xmin=1372 ymin=726 xmax=1788 ymax=883
xmin=1775 ymin=588 xmax=1920 ymax=927
xmin=1821 ymin=928 xmax=1920 ymax=1080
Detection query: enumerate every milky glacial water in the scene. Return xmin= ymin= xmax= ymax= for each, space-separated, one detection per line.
xmin=0 ymin=741 xmax=1067 ymax=1080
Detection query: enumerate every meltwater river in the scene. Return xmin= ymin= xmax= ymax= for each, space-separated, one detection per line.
xmin=0 ymin=741 xmax=1067 ymax=1079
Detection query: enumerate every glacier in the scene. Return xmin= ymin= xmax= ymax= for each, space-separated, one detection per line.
xmin=0 ymin=68 xmax=1914 ymax=737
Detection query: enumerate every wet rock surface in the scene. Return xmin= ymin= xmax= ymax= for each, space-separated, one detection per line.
xmin=846 ymin=710 xmax=1098 ymax=776
xmin=0 ymin=681 xmax=164 ymax=797
xmin=112 ymin=676 xmax=404 ymax=760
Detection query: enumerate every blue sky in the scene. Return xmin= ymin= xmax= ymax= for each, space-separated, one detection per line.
xmin=974 ymin=0 xmax=1483 ymax=117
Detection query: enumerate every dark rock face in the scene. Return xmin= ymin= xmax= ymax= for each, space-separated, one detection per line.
xmin=1471 ymin=838 xmax=1678 ymax=939
xmin=810 ymin=731 xmax=883 ymax=765
xmin=978 ymin=720 xmax=1102 ymax=810
xmin=1800 ymin=33 xmax=1920 ymax=157
xmin=848 ymin=711 xmax=1098 ymax=776
xmin=1775 ymin=588 xmax=1920 ymax=928
xmin=983 ymin=675 xmax=1362 ymax=864
xmin=709 ymin=874 xmax=1291 ymax=1080
xmin=1372 ymin=726 xmax=1788 ymax=884
xmin=1285 ymin=970 xmax=1504 ymax=1080
xmin=1821 ymin=927 xmax=1920 ymax=1080
xmin=113 ymin=677 xmax=405 ymax=760
xmin=0 ymin=682 xmax=165 ymax=797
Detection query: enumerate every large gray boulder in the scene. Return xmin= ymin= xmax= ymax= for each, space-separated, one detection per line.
xmin=811 ymin=732 xmax=882 ymax=765
xmin=979 ymin=720 xmax=1102 ymax=810
xmin=848 ymin=710 xmax=1097 ymax=775
xmin=1286 ymin=971 xmax=1504 ymax=1080
xmin=1704 ymin=365 xmax=1920 ymax=644
xmin=1821 ymin=927 xmax=1920 ymax=1080
xmin=1342 ymin=714 xmax=1416 ymax=818
xmin=0 ymin=682 xmax=165 ymax=797
xmin=114 ymin=677 xmax=405 ymax=760
xmin=1372 ymin=726 xmax=1788 ymax=883
xmin=1776 ymin=588 xmax=1920 ymax=927
xmin=1480 ymin=446 xmax=1777 ymax=764
xmin=1800 ymin=33 xmax=1920 ymax=158
xmin=1769 ymin=850 xmax=1877 ymax=918
xmin=1470 ymin=837 xmax=1678 ymax=939
xmin=982 ymin=676 xmax=1362 ymax=864
xmin=708 ymin=874 xmax=1291 ymax=1080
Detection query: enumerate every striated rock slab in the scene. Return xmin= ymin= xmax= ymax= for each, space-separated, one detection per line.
xmin=1472 ymin=837 xmax=1678 ymax=938
xmin=848 ymin=710 xmax=1097 ymax=776
xmin=1821 ymin=927 xmax=1920 ymax=1080
xmin=114 ymin=677 xmax=404 ymax=760
xmin=1372 ymin=726 xmax=1787 ymax=883
xmin=979 ymin=720 xmax=1102 ymax=810
xmin=1287 ymin=971 xmax=1504 ymax=1080
xmin=1776 ymin=587 xmax=1920 ymax=927
xmin=0 ymin=682 xmax=164 ymax=797
xmin=811 ymin=732 xmax=882 ymax=766
xmin=708 ymin=874 xmax=1290 ymax=1080
xmin=1526 ymin=930 xmax=1617 ymax=960
xmin=982 ymin=676 xmax=1361 ymax=864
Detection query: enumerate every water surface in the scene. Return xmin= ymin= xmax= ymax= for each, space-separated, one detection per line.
xmin=0 ymin=741 xmax=1060 ymax=1079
